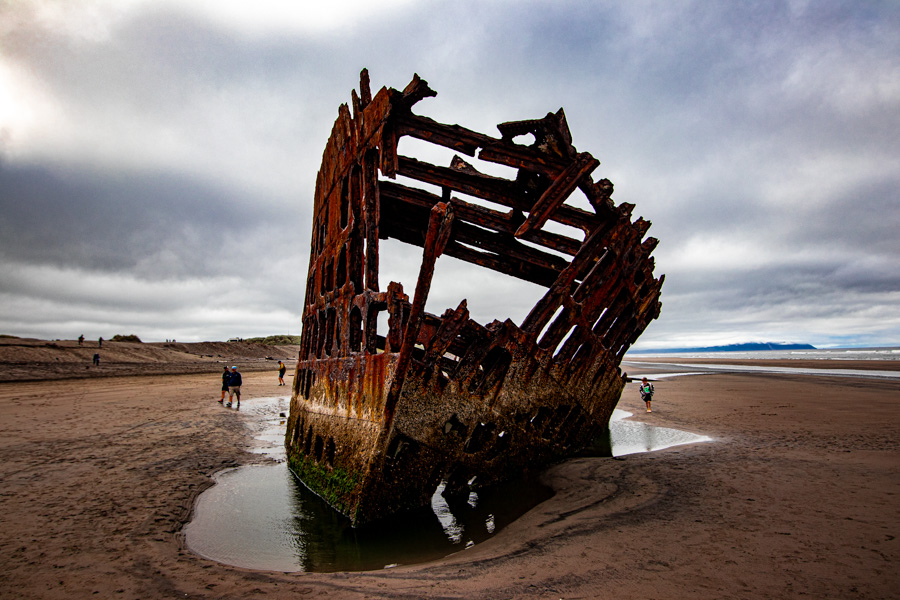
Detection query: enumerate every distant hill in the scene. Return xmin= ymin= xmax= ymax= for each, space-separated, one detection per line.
xmin=629 ymin=342 xmax=816 ymax=354
xmin=0 ymin=337 xmax=302 ymax=383
xmin=245 ymin=335 xmax=302 ymax=345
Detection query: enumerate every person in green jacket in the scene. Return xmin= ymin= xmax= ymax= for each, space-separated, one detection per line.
xmin=640 ymin=377 xmax=654 ymax=413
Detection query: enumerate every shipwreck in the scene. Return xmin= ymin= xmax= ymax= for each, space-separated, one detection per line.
xmin=285 ymin=70 xmax=663 ymax=526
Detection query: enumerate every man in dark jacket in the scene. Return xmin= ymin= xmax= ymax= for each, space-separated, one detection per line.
xmin=226 ymin=366 xmax=242 ymax=408
xmin=219 ymin=366 xmax=230 ymax=403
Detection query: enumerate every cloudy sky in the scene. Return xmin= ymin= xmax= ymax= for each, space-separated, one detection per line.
xmin=1 ymin=0 xmax=898 ymax=349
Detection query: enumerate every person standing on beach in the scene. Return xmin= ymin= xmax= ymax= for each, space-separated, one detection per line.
xmin=227 ymin=366 xmax=242 ymax=408
xmin=98 ymin=337 xmax=103 ymax=348
xmin=219 ymin=366 xmax=230 ymax=403
xmin=640 ymin=377 xmax=654 ymax=412
xmin=78 ymin=334 xmax=84 ymax=346
xmin=277 ymin=361 xmax=286 ymax=386
xmin=92 ymin=353 xmax=100 ymax=366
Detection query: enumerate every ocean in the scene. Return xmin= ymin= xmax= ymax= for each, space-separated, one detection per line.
xmin=623 ymin=347 xmax=900 ymax=381
xmin=626 ymin=346 xmax=900 ymax=362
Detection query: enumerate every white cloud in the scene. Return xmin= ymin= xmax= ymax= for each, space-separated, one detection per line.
xmin=1 ymin=0 xmax=141 ymax=44
xmin=0 ymin=61 xmax=65 ymax=159
xmin=169 ymin=0 xmax=419 ymax=35
xmin=781 ymin=31 xmax=900 ymax=117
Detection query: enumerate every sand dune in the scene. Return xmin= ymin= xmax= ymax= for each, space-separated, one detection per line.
xmin=0 ymin=336 xmax=300 ymax=382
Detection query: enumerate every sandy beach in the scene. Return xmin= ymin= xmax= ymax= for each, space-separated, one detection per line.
xmin=0 ymin=348 xmax=897 ymax=599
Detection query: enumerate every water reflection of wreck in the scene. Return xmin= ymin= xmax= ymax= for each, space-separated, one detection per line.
xmin=286 ymin=70 xmax=663 ymax=526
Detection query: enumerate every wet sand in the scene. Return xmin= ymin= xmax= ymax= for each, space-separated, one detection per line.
xmin=0 ymin=361 xmax=897 ymax=599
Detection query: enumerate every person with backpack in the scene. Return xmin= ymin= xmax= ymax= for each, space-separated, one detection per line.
xmin=226 ymin=366 xmax=242 ymax=408
xmin=640 ymin=377 xmax=654 ymax=413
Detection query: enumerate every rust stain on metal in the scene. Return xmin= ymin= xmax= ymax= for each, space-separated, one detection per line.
xmin=286 ymin=69 xmax=664 ymax=526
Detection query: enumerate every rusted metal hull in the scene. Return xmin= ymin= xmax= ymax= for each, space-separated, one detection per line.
xmin=286 ymin=70 xmax=663 ymax=526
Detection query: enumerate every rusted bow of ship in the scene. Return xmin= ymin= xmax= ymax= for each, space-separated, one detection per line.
xmin=285 ymin=69 xmax=664 ymax=526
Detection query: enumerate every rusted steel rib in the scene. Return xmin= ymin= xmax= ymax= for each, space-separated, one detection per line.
xmin=286 ymin=69 xmax=663 ymax=526
xmin=386 ymin=201 xmax=455 ymax=426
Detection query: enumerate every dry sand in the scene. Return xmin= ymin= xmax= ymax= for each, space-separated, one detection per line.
xmin=0 ymin=348 xmax=897 ymax=599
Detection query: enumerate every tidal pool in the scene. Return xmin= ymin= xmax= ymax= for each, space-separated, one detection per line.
xmin=183 ymin=462 xmax=551 ymax=572
xmin=184 ymin=394 xmax=709 ymax=572
xmin=604 ymin=408 xmax=712 ymax=457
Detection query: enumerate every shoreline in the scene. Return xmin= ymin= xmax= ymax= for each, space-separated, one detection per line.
xmin=624 ymin=355 xmax=900 ymax=372
xmin=0 ymin=362 xmax=897 ymax=598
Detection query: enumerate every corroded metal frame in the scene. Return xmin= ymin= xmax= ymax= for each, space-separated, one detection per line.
xmin=285 ymin=70 xmax=663 ymax=526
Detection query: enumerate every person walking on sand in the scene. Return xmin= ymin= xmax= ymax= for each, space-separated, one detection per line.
xmin=218 ymin=366 xmax=230 ymax=403
xmin=78 ymin=334 xmax=84 ymax=346
xmin=640 ymin=377 xmax=654 ymax=412
xmin=226 ymin=366 xmax=242 ymax=408
xmin=278 ymin=361 xmax=286 ymax=386
xmin=92 ymin=353 xmax=100 ymax=366
xmin=98 ymin=336 xmax=103 ymax=348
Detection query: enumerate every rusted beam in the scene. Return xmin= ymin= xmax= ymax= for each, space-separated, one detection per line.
xmin=515 ymin=153 xmax=599 ymax=237
xmin=396 ymin=156 xmax=602 ymax=233
xmin=397 ymin=155 xmax=525 ymax=210
xmin=399 ymin=73 xmax=437 ymax=109
xmin=396 ymin=113 xmax=495 ymax=157
xmin=477 ymin=142 xmax=568 ymax=178
xmin=385 ymin=202 xmax=455 ymax=425
xmin=380 ymin=180 xmax=583 ymax=255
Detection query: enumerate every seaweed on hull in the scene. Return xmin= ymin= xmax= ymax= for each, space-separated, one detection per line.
xmin=285 ymin=69 xmax=664 ymax=526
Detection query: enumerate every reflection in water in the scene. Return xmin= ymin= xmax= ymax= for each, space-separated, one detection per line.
xmin=184 ymin=463 xmax=551 ymax=572
xmin=184 ymin=397 xmax=709 ymax=572
xmin=603 ymin=408 xmax=711 ymax=457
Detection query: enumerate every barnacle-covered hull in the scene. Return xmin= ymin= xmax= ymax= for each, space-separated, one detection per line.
xmin=286 ymin=70 xmax=663 ymax=526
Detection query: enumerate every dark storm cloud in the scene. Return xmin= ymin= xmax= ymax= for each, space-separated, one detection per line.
xmin=0 ymin=162 xmax=288 ymax=275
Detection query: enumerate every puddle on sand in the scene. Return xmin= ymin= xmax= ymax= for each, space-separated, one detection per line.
xmin=184 ymin=397 xmax=551 ymax=572
xmin=184 ymin=395 xmax=709 ymax=572
xmin=604 ymin=408 xmax=711 ymax=457
xmin=184 ymin=463 xmax=551 ymax=572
